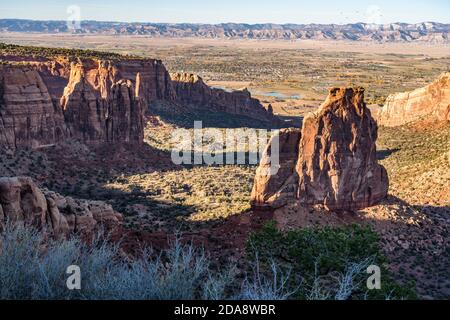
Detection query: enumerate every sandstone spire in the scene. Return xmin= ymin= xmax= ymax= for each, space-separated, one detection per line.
xmin=251 ymin=87 xmax=389 ymax=212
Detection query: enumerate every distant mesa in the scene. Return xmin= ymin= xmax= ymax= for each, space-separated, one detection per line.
xmin=252 ymin=87 xmax=389 ymax=212
xmin=1 ymin=19 xmax=449 ymax=43
xmin=375 ymin=72 xmax=450 ymax=127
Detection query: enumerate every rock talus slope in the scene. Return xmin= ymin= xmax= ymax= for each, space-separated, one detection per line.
xmin=252 ymin=87 xmax=389 ymax=211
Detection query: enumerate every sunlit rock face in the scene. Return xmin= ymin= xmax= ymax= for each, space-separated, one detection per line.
xmin=1 ymin=54 xmax=280 ymax=150
xmin=376 ymin=73 xmax=450 ymax=127
xmin=0 ymin=57 xmax=173 ymax=148
xmin=252 ymin=87 xmax=389 ymax=212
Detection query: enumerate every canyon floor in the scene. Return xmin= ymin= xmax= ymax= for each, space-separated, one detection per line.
xmin=0 ymin=35 xmax=449 ymax=298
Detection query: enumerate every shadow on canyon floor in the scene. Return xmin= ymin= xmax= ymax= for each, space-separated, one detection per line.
xmin=149 ymin=102 xmax=290 ymax=130
xmin=115 ymin=193 xmax=450 ymax=297
xmin=377 ymin=148 xmax=400 ymax=160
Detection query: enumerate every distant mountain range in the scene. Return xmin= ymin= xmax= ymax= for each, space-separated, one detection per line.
xmin=1 ymin=19 xmax=449 ymax=43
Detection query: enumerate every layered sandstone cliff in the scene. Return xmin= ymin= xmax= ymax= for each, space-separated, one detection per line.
xmin=0 ymin=176 xmax=122 ymax=239
xmin=60 ymin=61 xmax=146 ymax=143
xmin=1 ymin=50 xmax=278 ymax=149
xmin=252 ymin=87 xmax=389 ymax=212
xmin=0 ymin=65 xmax=67 ymax=149
xmin=171 ymin=73 xmax=277 ymax=122
xmin=0 ymin=56 xmax=175 ymax=148
xmin=376 ymin=73 xmax=450 ymax=127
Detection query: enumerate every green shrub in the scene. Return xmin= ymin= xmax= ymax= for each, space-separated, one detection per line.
xmin=247 ymin=222 xmax=417 ymax=300
xmin=0 ymin=43 xmax=138 ymax=61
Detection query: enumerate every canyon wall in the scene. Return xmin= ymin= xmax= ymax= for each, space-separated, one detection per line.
xmin=1 ymin=53 xmax=277 ymax=149
xmin=0 ymin=57 xmax=173 ymax=148
xmin=376 ymin=73 xmax=450 ymax=127
xmin=2 ymin=20 xmax=450 ymax=43
xmin=171 ymin=73 xmax=277 ymax=122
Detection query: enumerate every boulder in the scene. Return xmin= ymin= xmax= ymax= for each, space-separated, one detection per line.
xmin=0 ymin=176 xmax=122 ymax=239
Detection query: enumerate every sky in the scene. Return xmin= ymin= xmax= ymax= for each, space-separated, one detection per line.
xmin=0 ymin=0 xmax=449 ymax=24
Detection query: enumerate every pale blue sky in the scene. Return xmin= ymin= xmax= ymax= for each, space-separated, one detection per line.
xmin=1 ymin=0 xmax=449 ymax=24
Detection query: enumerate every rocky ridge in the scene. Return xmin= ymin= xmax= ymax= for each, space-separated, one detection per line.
xmin=1 ymin=20 xmax=449 ymax=43
xmin=171 ymin=72 xmax=277 ymax=122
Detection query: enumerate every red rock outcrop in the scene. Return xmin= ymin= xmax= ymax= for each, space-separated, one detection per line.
xmin=171 ymin=73 xmax=277 ymax=124
xmin=0 ymin=176 xmax=122 ymax=239
xmin=297 ymin=87 xmax=389 ymax=211
xmin=376 ymin=72 xmax=450 ymax=127
xmin=0 ymin=66 xmax=67 ymax=149
xmin=1 ymin=47 xmax=281 ymax=150
xmin=252 ymin=87 xmax=389 ymax=212
xmin=0 ymin=56 xmax=176 ymax=148
xmin=251 ymin=128 xmax=301 ymax=208
xmin=60 ymin=61 xmax=145 ymax=143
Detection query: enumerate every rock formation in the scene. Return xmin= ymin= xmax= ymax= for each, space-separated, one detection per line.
xmin=60 ymin=61 xmax=145 ymax=144
xmin=251 ymin=128 xmax=301 ymax=208
xmin=1 ymin=48 xmax=279 ymax=149
xmin=252 ymin=87 xmax=389 ymax=212
xmin=376 ymin=72 xmax=450 ymax=127
xmin=171 ymin=73 xmax=277 ymax=123
xmin=0 ymin=66 xmax=67 ymax=149
xmin=297 ymin=87 xmax=389 ymax=211
xmin=0 ymin=176 xmax=122 ymax=239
